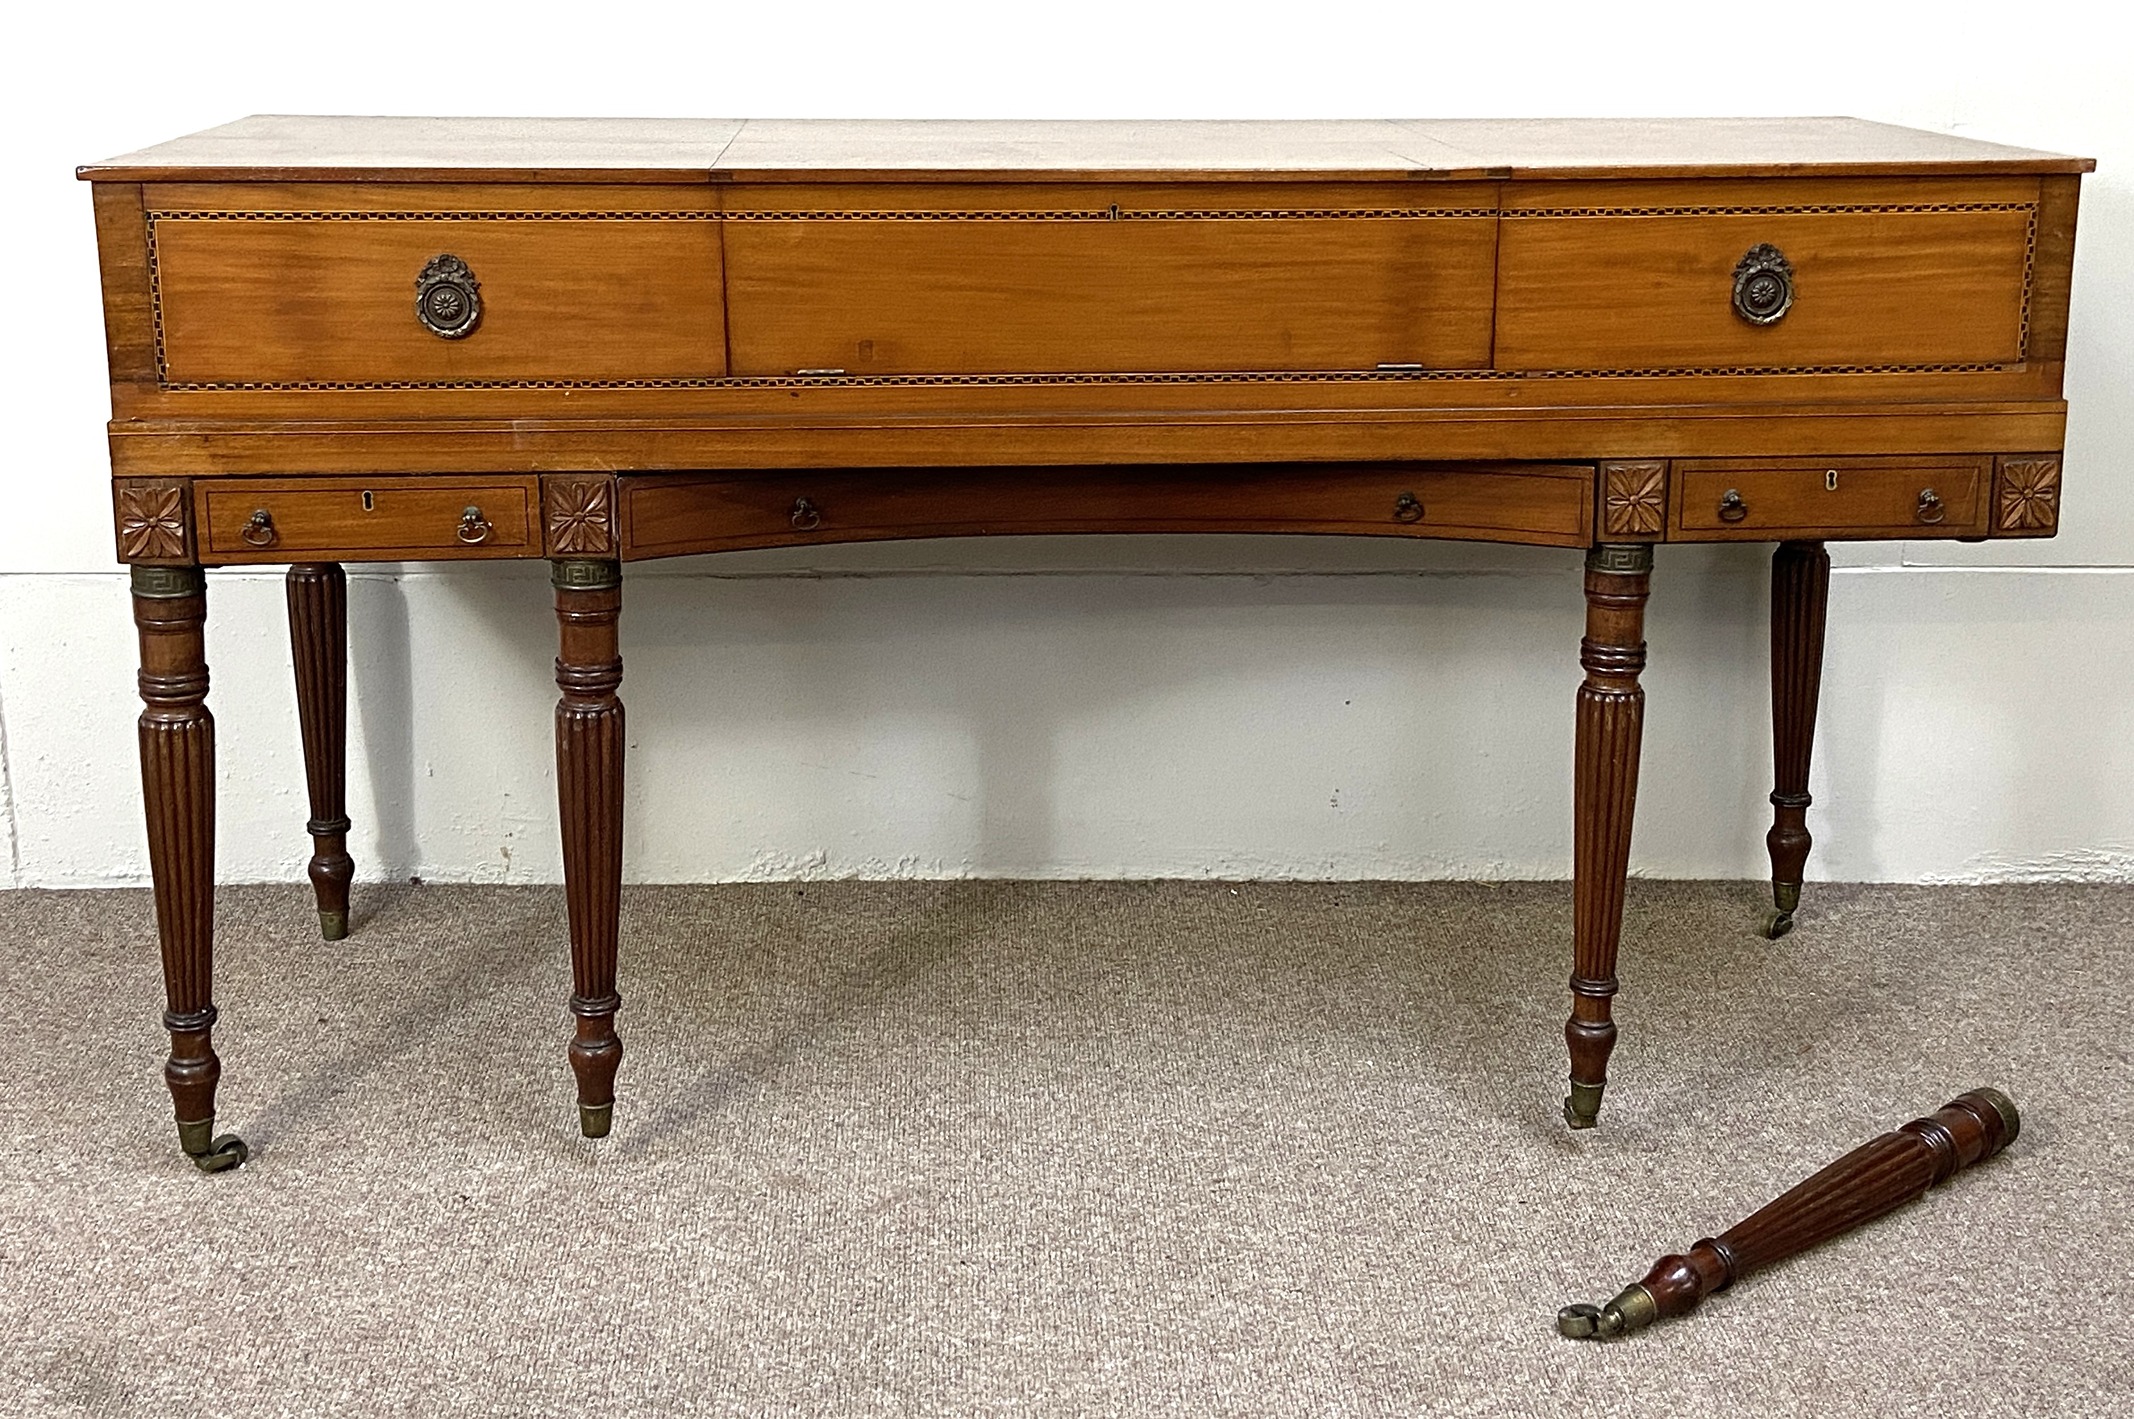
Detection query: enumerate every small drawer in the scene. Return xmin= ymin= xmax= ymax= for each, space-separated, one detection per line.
xmin=1673 ymin=458 xmax=1987 ymax=540
xmin=197 ymin=477 xmax=540 ymax=561
xmin=621 ymin=463 xmax=1596 ymax=557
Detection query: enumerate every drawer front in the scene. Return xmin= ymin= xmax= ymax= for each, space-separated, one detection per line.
xmin=1495 ymin=196 xmax=2034 ymax=371
xmin=722 ymin=185 xmax=1499 ymax=376
xmin=198 ymin=477 xmax=539 ymax=561
xmin=1673 ymin=458 xmax=1987 ymax=540
xmin=151 ymin=213 xmax=725 ymax=386
xmin=621 ymin=463 xmax=1594 ymax=556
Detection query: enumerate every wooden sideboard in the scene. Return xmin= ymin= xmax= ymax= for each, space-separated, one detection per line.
xmin=80 ymin=117 xmax=2090 ymax=1171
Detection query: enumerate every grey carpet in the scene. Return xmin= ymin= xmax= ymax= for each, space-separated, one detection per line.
xmin=0 ymin=881 xmax=2128 ymax=1418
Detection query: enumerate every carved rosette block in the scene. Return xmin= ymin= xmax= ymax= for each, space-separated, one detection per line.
xmin=544 ymin=476 xmax=619 ymax=558
xmin=1995 ymin=456 xmax=2061 ymax=536
xmin=287 ymin=565 xmax=354 ymax=940
xmin=1566 ymin=544 xmax=1653 ymax=1129
xmin=115 ymin=480 xmax=193 ymax=563
xmin=553 ymin=559 xmax=625 ymax=1137
xmin=1601 ymin=461 xmax=1668 ymax=540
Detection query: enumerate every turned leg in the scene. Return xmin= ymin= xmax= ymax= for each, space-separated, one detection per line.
xmin=287 ymin=563 xmax=354 ymax=940
xmin=1764 ymin=541 xmax=1829 ymax=940
xmin=553 ymin=559 xmax=625 ymax=1138
xmin=1565 ymin=545 xmax=1652 ymax=1130
xmin=133 ymin=567 xmax=246 ymax=1172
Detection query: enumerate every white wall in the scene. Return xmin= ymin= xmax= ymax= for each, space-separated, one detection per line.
xmin=1 ymin=1 xmax=2128 ymax=888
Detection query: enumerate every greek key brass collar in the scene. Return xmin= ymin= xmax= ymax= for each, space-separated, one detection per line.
xmin=130 ymin=565 xmax=207 ymax=598
xmin=1586 ymin=544 xmax=1655 ymax=574
xmin=551 ymin=559 xmax=622 ymax=591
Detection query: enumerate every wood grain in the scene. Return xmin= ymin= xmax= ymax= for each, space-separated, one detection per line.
xmin=1672 ymin=457 xmax=1987 ymax=539
xmin=80 ymin=116 xmax=2093 ymax=185
xmin=153 ymin=215 xmax=726 ymax=386
xmin=195 ymin=477 xmax=538 ymax=561
xmin=620 ymin=462 xmax=1594 ymax=557
xmin=1496 ymin=206 xmax=2035 ymax=370
xmin=723 ymin=190 xmax=1497 ymax=376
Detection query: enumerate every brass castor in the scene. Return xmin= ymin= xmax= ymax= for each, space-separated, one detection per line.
xmin=1763 ymin=882 xmax=1801 ymax=939
xmin=578 ymin=1101 xmax=614 ymax=1139
xmin=177 ymin=1118 xmax=249 ymax=1173
xmin=1563 ymin=1080 xmax=1605 ymax=1130
xmin=318 ymin=908 xmax=349 ymax=942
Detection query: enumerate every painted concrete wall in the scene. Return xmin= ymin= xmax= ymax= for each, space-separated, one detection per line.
xmin=1 ymin=2 xmax=2128 ymax=888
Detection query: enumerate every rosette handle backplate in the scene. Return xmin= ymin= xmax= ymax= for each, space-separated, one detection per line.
xmin=1731 ymin=243 xmax=1795 ymax=326
xmin=416 ymin=254 xmax=482 ymax=339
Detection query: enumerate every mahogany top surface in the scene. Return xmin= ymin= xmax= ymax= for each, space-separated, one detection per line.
xmin=79 ymin=115 xmax=2094 ymax=183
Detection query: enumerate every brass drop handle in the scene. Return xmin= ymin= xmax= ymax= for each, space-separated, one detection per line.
xmin=1393 ymin=490 xmax=1424 ymax=523
xmin=790 ymin=497 xmax=823 ymax=532
xmin=1915 ymin=488 xmax=1946 ymax=525
xmin=1717 ymin=489 xmax=1748 ymax=523
xmin=456 ymin=506 xmax=492 ymax=544
xmin=241 ymin=509 xmax=277 ymax=547
xmin=416 ymin=254 xmax=482 ymax=339
xmin=1732 ymin=243 xmax=1795 ymax=325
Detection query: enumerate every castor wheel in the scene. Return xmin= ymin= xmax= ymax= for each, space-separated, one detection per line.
xmin=1763 ymin=907 xmax=1795 ymax=940
xmin=177 ymin=1119 xmax=249 ymax=1173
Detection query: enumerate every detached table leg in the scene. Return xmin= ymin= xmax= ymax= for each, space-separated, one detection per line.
xmin=1565 ymin=545 xmax=1652 ymax=1129
xmin=1764 ymin=541 xmax=1829 ymax=940
xmin=287 ymin=563 xmax=353 ymax=940
xmin=133 ymin=566 xmax=246 ymax=1172
xmin=552 ymin=559 xmax=625 ymax=1138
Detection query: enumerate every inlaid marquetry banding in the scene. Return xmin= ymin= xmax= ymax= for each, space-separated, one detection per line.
xmin=142 ymin=200 xmax=2036 ymax=390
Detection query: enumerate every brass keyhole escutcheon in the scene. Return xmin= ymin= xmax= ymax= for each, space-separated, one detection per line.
xmin=790 ymin=497 xmax=823 ymax=532
xmin=1717 ymin=489 xmax=1748 ymax=523
xmin=456 ymin=506 xmax=492 ymax=544
xmin=1825 ymin=469 xmax=1840 ymax=492
xmin=241 ymin=509 xmax=277 ymax=547
xmin=1393 ymin=491 xmax=1424 ymax=523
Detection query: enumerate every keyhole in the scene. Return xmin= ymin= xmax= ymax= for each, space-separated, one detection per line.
xmin=362 ymin=490 xmax=375 ymax=512
xmin=1824 ymin=469 xmax=1839 ymax=492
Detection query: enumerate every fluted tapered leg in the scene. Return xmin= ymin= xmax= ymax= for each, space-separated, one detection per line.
xmin=1765 ymin=541 xmax=1829 ymax=940
xmin=553 ymin=560 xmax=625 ymax=1138
xmin=1565 ymin=545 xmax=1653 ymax=1130
xmin=287 ymin=563 xmax=353 ymax=940
xmin=133 ymin=566 xmax=245 ymax=1172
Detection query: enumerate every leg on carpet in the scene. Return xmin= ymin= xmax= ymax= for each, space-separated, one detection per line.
xmin=133 ymin=566 xmax=246 ymax=1172
xmin=1566 ymin=545 xmax=1651 ymax=1129
xmin=1764 ymin=540 xmax=1829 ymax=940
xmin=553 ymin=560 xmax=626 ymax=1138
xmin=287 ymin=563 xmax=355 ymax=941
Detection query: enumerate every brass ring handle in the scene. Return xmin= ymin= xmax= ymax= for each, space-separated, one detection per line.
xmin=1717 ymin=489 xmax=1748 ymax=523
xmin=1732 ymin=244 xmax=1795 ymax=325
xmin=1915 ymin=488 xmax=1946 ymax=525
xmin=416 ymin=254 xmax=482 ymax=339
xmin=1393 ymin=491 xmax=1424 ymax=523
xmin=456 ymin=506 xmax=492 ymax=544
xmin=241 ymin=509 xmax=277 ymax=547
xmin=790 ymin=497 xmax=823 ymax=532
